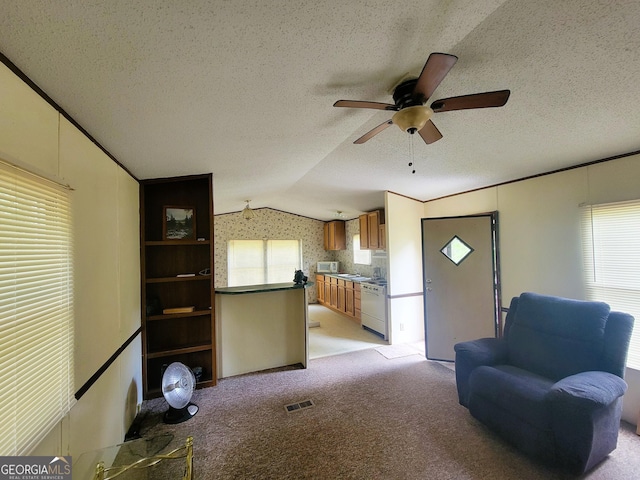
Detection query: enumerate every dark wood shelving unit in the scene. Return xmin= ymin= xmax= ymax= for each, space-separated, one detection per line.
xmin=140 ymin=174 xmax=216 ymax=399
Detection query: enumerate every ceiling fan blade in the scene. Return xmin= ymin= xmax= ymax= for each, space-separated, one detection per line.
xmin=418 ymin=120 xmax=443 ymax=144
xmin=334 ymin=100 xmax=398 ymax=111
xmin=354 ymin=120 xmax=394 ymax=144
xmin=430 ymin=90 xmax=511 ymax=112
xmin=413 ymin=53 xmax=458 ymax=102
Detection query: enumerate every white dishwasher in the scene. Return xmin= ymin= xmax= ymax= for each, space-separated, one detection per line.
xmin=360 ymin=282 xmax=387 ymax=339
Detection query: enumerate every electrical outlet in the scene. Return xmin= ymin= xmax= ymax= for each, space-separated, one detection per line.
xmin=400 ymin=323 xmax=405 ymax=331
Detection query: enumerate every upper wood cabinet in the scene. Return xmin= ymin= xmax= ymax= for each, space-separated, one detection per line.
xmin=324 ymin=220 xmax=346 ymax=250
xmin=359 ymin=209 xmax=385 ymax=250
xmin=359 ymin=215 xmax=369 ymax=250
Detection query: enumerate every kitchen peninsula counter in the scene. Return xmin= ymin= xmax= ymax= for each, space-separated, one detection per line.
xmin=215 ymin=282 xmax=313 ymax=378
xmin=215 ymin=282 xmax=311 ymax=295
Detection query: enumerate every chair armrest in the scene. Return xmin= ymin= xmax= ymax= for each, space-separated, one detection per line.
xmin=454 ymin=338 xmax=508 ymax=407
xmin=454 ymin=337 xmax=509 ymax=365
xmin=548 ymin=371 xmax=627 ymax=409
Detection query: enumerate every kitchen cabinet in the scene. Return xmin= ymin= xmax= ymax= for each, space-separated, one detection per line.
xmin=337 ymin=280 xmax=346 ymax=311
xmin=324 ymin=220 xmax=346 ymax=250
xmin=354 ymin=283 xmax=361 ymax=318
xmin=316 ymin=274 xmax=361 ymax=322
xmin=359 ymin=215 xmax=369 ymax=250
xmin=359 ymin=209 xmax=385 ymax=250
xmin=140 ymin=174 xmax=215 ymax=398
xmin=324 ymin=282 xmax=331 ymax=306
xmin=316 ymin=274 xmax=325 ymax=303
xmin=329 ymin=276 xmax=338 ymax=308
xmin=345 ymin=283 xmax=355 ymax=316
xmin=367 ymin=211 xmax=380 ymax=249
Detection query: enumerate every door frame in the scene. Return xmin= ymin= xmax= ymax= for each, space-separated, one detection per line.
xmin=421 ymin=211 xmax=502 ymax=359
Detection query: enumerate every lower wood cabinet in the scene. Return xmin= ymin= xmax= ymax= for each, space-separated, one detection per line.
xmin=316 ymin=274 xmax=325 ymax=303
xmin=330 ymin=282 xmax=338 ymax=309
xmin=345 ymin=287 xmax=355 ymax=316
xmin=316 ymin=274 xmax=360 ymax=322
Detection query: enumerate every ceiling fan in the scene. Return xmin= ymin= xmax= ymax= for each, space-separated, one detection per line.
xmin=333 ymin=52 xmax=510 ymax=145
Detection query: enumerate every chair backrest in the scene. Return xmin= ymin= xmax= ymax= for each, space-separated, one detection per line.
xmin=504 ymin=292 xmax=633 ymax=380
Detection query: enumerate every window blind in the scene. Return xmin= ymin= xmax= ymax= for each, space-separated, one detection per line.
xmin=228 ymin=239 xmax=301 ymax=286
xmin=581 ymin=200 xmax=640 ymax=370
xmin=0 ymin=161 xmax=74 ymax=455
xmin=227 ymin=239 xmax=264 ymax=287
xmin=266 ymin=240 xmax=302 ymax=284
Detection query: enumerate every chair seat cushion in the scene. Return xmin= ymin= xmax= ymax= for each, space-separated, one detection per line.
xmin=469 ymin=364 xmax=555 ymax=429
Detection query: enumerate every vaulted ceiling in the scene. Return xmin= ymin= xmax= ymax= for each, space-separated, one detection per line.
xmin=1 ymin=1 xmax=639 ymax=220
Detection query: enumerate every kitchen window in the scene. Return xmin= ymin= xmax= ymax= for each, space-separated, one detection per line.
xmin=581 ymin=200 xmax=640 ymax=369
xmin=353 ymin=234 xmax=371 ymax=265
xmin=228 ymin=239 xmax=302 ymax=286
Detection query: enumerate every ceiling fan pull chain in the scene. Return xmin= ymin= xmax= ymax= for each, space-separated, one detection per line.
xmin=408 ymin=134 xmax=416 ymax=174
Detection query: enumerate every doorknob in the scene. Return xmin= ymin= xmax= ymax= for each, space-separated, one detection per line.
xmin=426 ymin=279 xmax=432 ymax=283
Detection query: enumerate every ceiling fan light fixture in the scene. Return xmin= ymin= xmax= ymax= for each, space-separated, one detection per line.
xmin=242 ymin=200 xmax=255 ymax=220
xmin=392 ymin=106 xmax=434 ymax=134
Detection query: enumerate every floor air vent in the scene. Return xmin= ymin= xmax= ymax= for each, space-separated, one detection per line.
xmin=284 ymin=399 xmax=314 ymax=413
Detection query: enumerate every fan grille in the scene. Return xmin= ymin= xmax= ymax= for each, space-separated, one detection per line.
xmin=162 ymin=362 xmax=196 ymax=409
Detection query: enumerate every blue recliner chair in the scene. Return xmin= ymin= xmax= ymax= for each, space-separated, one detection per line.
xmin=454 ymin=292 xmax=634 ymax=474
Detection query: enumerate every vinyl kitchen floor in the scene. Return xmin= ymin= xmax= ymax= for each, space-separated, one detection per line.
xmin=308 ymin=304 xmax=387 ymax=359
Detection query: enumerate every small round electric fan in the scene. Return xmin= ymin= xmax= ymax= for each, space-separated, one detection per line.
xmin=161 ymin=362 xmax=199 ymax=424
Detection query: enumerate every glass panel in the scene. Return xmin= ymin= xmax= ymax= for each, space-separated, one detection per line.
xmin=440 ymin=235 xmax=474 ymax=265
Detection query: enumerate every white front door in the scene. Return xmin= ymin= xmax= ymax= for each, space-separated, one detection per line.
xmin=422 ymin=214 xmax=500 ymax=361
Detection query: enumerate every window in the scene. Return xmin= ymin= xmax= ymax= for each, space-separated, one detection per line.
xmin=0 ymin=161 xmax=74 ymax=455
xmin=581 ymin=200 xmax=640 ymax=369
xmin=353 ymin=234 xmax=371 ymax=265
xmin=228 ymin=240 xmax=301 ymax=286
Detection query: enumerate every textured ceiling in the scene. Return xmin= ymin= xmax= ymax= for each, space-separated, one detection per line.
xmin=1 ymin=0 xmax=639 ymax=220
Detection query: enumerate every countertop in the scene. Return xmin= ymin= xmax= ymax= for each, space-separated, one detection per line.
xmin=215 ymin=282 xmax=314 ymax=295
xmin=319 ymin=273 xmax=387 ymax=285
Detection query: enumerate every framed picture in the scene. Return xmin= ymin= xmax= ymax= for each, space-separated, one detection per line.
xmin=163 ymin=206 xmax=196 ymax=240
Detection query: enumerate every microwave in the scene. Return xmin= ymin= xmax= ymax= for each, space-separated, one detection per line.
xmin=317 ymin=261 xmax=338 ymax=273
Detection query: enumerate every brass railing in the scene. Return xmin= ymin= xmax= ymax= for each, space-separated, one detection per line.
xmin=93 ymin=436 xmax=193 ymax=480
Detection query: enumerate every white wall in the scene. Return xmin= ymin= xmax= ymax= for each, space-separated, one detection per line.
xmin=423 ymin=154 xmax=640 ymax=425
xmin=385 ymin=192 xmax=425 ymax=344
xmin=0 ymin=61 xmax=141 ymax=456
